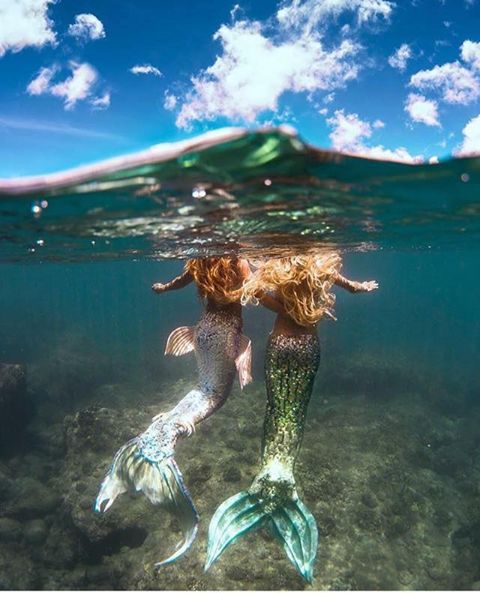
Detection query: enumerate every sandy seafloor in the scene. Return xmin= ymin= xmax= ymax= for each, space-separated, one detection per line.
xmin=0 ymin=252 xmax=479 ymax=590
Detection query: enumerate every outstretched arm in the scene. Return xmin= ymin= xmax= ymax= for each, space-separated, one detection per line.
xmin=333 ymin=273 xmax=378 ymax=293
xmin=152 ymin=269 xmax=193 ymax=294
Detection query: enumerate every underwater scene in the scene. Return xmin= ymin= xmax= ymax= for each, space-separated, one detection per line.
xmin=1 ymin=128 xmax=480 ymax=591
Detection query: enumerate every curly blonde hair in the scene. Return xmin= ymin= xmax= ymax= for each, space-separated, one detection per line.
xmin=185 ymin=257 xmax=244 ymax=304
xmin=241 ymin=252 xmax=342 ymax=326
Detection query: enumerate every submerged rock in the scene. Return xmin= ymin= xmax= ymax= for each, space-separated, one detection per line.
xmin=0 ymin=518 xmax=22 ymax=543
xmin=24 ymin=519 xmax=49 ymax=545
xmin=6 ymin=477 xmax=60 ymax=519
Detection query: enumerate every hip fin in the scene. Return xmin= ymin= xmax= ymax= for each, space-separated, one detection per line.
xmin=236 ymin=334 xmax=252 ymax=389
xmin=164 ymin=326 xmax=195 ymax=356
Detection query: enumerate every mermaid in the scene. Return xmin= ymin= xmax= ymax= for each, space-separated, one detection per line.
xmin=205 ymin=252 xmax=378 ymax=581
xmin=95 ymin=257 xmax=252 ymax=566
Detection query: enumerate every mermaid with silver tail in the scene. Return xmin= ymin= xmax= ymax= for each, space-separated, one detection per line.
xmin=206 ymin=252 xmax=378 ymax=581
xmin=95 ymin=257 xmax=252 ymax=566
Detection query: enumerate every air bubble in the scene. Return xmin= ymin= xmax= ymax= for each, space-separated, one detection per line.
xmin=31 ymin=202 xmax=42 ymax=216
xmin=192 ymin=187 xmax=207 ymax=199
xmin=461 ymin=173 xmax=470 ymax=183
xmin=31 ymin=199 xmax=49 ymax=218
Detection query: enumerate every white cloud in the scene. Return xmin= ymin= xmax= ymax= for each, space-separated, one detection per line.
xmin=130 ymin=64 xmax=162 ymax=76
xmin=361 ymin=145 xmax=423 ymax=163
xmin=373 ymin=119 xmax=385 ymax=128
xmin=409 ymin=41 xmax=480 ymax=105
xmin=456 ymin=114 xmax=480 ymax=155
xmin=50 ymin=63 xmax=98 ymax=109
xmin=410 ymin=61 xmax=480 ymax=104
xmin=27 ymin=62 xmax=101 ymax=110
xmin=461 ymin=40 xmax=480 ymax=70
xmin=164 ymin=92 xmax=177 ymax=110
xmin=327 ymin=109 xmax=422 ymax=163
xmin=26 ymin=65 xmax=58 ymax=95
xmin=405 ymin=93 xmax=440 ymax=126
xmin=90 ymin=92 xmax=110 ymax=110
xmin=0 ymin=0 xmax=56 ymax=57
xmin=276 ymin=0 xmax=394 ymax=33
xmin=388 ymin=43 xmax=411 ymax=71
xmin=429 ymin=156 xmax=439 ymax=164
xmin=172 ymin=0 xmax=396 ymax=128
xmin=328 ymin=109 xmax=372 ymax=150
xmin=175 ymin=20 xmax=360 ymax=128
xmin=68 ymin=14 xmax=105 ymax=41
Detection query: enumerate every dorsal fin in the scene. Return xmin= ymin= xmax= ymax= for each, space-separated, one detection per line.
xmin=165 ymin=326 xmax=195 ymax=356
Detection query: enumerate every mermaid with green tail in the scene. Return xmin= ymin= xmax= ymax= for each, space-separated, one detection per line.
xmin=206 ymin=252 xmax=378 ymax=581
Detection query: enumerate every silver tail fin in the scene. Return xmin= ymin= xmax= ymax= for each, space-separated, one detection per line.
xmin=95 ymin=437 xmax=198 ymax=566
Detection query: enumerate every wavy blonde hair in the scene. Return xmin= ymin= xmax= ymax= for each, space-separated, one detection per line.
xmin=241 ymin=252 xmax=342 ymax=326
xmin=185 ymin=257 xmax=244 ymax=304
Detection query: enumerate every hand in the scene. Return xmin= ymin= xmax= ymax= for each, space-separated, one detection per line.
xmin=360 ymin=280 xmax=378 ymax=292
xmin=152 ymin=282 xmax=167 ymax=293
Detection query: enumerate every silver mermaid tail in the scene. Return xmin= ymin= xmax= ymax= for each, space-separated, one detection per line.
xmin=206 ymin=333 xmax=320 ymax=581
xmin=95 ymin=307 xmax=252 ymax=566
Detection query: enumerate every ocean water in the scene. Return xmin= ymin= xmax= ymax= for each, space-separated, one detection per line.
xmin=0 ymin=127 xmax=479 ymax=590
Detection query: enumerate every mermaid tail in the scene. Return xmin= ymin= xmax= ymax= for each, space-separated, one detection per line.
xmin=95 ymin=310 xmax=251 ymax=566
xmin=206 ymin=333 xmax=321 ymax=581
xmin=95 ymin=421 xmax=199 ymax=566
xmin=205 ymin=484 xmax=318 ymax=582
xmin=165 ymin=324 xmax=252 ymax=389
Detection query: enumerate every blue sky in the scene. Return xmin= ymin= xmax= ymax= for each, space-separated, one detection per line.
xmin=1 ymin=0 xmax=480 ymax=176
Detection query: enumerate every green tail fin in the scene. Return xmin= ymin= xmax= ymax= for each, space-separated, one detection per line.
xmin=205 ymin=491 xmax=266 ymax=571
xmin=205 ymin=490 xmax=318 ymax=582
xmin=270 ymin=498 xmax=318 ymax=583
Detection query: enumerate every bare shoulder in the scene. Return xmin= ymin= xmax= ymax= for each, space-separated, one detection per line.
xmin=238 ymin=257 xmax=252 ymax=280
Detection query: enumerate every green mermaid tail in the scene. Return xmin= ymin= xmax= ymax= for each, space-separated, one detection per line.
xmin=206 ymin=333 xmax=321 ymax=581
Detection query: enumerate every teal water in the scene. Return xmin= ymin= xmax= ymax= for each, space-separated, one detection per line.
xmin=0 ymin=128 xmax=479 ymax=590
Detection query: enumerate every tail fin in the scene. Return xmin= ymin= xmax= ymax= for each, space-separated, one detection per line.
xmin=205 ymin=490 xmax=318 ymax=582
xmin=269 ymin=497 xmax=318 ymax=582
xmin=95 ymin=437 xmax=198 ymax=566
xmin=205 ymin=491 xmax=266 ymax=571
